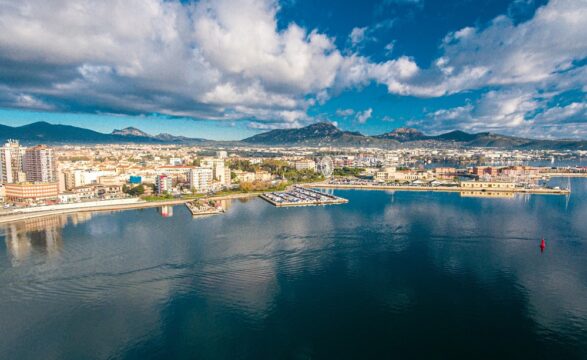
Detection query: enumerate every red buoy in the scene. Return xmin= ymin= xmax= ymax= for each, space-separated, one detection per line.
xmin=540 ymin=238 xmax=546 ymax=252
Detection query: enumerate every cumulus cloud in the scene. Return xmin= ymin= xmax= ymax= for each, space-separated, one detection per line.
xmin=411 ymin=88 xmax=587 ymax=138
xmin=0 ymin=0 xmax=585 ymax=134
xmin=0 ymin=0 xmax=346 ymax=128
xmin=420 ymin=90 xmax=538 ymax=133
xmin=402 ymin=0 xmax=587 ymax=136
xmin=355 ymin=108 xmax=373 ymax=124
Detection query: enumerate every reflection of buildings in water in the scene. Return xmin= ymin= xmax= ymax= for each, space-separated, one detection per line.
xmin=219 ymin=199 xmax=232 ymax=211
xmin=459 ymin=191 xmax=516 ymax=199
xmin=3 ymin=213 xmax=93 ymax=264
xmin=158 ymin=205 xmax=174 ymax=218
xmin=69 ymin=212 xmax=93 ymax=225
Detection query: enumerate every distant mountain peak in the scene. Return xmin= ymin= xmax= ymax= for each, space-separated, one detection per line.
xmin=111 ymin=127 xmax=151 ymax=137
xmin=242 ymin=122 xmax=392 ymax=147
xmin=375 ymin=127 xmax=427 ymax=142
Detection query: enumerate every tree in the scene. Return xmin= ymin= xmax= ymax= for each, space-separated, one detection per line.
xmin=128 ymin=184 xmax=145 ymax=196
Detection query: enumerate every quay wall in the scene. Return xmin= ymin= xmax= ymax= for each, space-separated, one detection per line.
xmin=303 ymin=183 xmax=570 ymax=195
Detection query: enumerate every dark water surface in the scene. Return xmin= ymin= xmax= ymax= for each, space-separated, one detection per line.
xmin=1 ymin=179 xmax=587 ymax=359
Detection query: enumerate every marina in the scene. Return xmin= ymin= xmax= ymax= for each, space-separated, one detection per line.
xmin=260 ymin=186 xmax=349 ymax=207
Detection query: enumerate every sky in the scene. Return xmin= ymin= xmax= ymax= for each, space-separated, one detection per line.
xmin=0 ymin=0 xmax=585 ymax=140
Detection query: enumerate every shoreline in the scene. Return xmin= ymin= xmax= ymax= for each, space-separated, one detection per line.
xmin=0 ymin=180 xmax=573 ymax=225
xmin=0 ymin=192 xmax=260 ymax=225
xmin=302 ymin=182 xmax=571 ymax=195
xmin=546 ymin=173 xmax=587 ymax=178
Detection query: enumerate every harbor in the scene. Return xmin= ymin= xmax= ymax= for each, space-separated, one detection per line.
xmin=260 ymin=186 xmax=349 ymax=207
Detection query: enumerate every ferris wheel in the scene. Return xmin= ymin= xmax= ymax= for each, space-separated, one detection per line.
xmin=317 ymin=156 xmax=334 ymax=177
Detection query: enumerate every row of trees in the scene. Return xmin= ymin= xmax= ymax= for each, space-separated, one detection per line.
xmin=229 ymin=159 xmax=323 ymax=182
xmin=238 ymin=181 xmax=288 ymax=192
xmin=333 ymin=167 xmax=365 ymax=177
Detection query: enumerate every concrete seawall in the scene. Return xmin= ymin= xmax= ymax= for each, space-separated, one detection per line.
xmin=0 ymin=192 xmax=260 ymax=225
xmin=302 ymin=183 xmax=570 ymax=195
xmin=0 ymin=199 xmax=189 ymax=225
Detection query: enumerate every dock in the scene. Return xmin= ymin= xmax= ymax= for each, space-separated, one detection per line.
xmin=185 ymin=200 xmax=225 ymax=216
xmin=260 ymin=186 xmax=349 ymax=207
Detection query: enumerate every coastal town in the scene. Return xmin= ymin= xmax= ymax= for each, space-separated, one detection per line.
xmin=0 ymin=138 xmax=585 ymax=221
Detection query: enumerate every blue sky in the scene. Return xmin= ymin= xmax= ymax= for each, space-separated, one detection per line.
xmin=0 ymin=0 xmax=585 ymax=140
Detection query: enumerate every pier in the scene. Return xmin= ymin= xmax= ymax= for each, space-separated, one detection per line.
xmin=185 ymin=200 xmax=225 ymax=216
xmin=260 ymin=186 xmax=349 ymax=207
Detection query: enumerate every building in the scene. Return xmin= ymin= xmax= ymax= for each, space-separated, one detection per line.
xmin=0 ymin=140 xmax=25 ymax=184
xmin=129 ymin=176 xmax=142 ymax=184
xmin=375 ymin=167 xmax=396 ymax=182
xmin=232 ymin=170 xmax=256 ymax=183
xmin=169 ymin=158 xmax=182 ymax=166
xmin=155 ymin=175 xmax=173 ymax=194
xmin=472 ymin=166 xmax=499 ymax=177
xmin=188 ymin=167 xmax=213 ymax=193
xmin=62 ymin=169 xmax=117 ymax=189
xmin=4 ymin=182 xmax=59 ymax=202
xmin=201 ymin=158 xmax=227 ymax=185
xmin=433 ymin=167 xmax=457 ymax=176
xmin=95 ymin=185 xmax=124 ymax=198
xmin=224 ymin=167 xmax=232 ymax=186
xmin=98 ymin=175 xmax=122 ymax=186
xmin=216 ymin=151 xmax=228 ymax=159
xmin=295 ymin=159 xmax=316 ymax=172
xmin=69 ymin=185 xmax=97 ymax=200
xmin=255 ymin=170 xmax=272 ymax=182
xmin=23 ymin=145 xmax=57 ymax=183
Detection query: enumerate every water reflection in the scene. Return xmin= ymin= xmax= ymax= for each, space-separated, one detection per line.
xmin=2 ymin=213 xmax=93 ymax=265
xmin=158 ymin=205 xmax=174 ymax=218
xmin=0 ymin=181 xmax=586 ymax=358
xmin=459 ymin=190 xmax=516 ymax=198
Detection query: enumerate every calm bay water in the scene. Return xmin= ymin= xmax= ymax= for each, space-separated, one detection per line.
xmin=1 ymin=179 xmax=587 ymax=359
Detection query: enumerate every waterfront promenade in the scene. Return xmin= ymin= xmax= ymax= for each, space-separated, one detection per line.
xmin=0 ymin=180 xmax=570 ymax=225
xmin=303 ymin=182 xmax=571 ymax=195
xmin=0 ymin=193 xmax=258 ymax=225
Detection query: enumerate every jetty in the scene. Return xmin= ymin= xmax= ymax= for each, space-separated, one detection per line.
xmin=260 ymin=186 xmax=348 ymax=207
xmin=185 ymin=200 xmax=225 ymax=216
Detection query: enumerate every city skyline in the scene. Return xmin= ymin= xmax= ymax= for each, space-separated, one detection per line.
xmin=0 ymin=0 xmax=585 ymax=140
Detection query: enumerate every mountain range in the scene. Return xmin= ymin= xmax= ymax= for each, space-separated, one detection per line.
xmin=0 ymin=122 xmax=205 ymax=144
xmin=243 ymin=122 xmax=587 ymax=150
xmin=0 ymin=121 xmax=585 ymax=150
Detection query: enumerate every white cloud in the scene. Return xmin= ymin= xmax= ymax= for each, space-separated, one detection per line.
xmin=384 ymin=41 xmax=395 ymax=56
xmin=0 ymin=0 xmax=348 ymax=127
xmin=0 ymin=0 xmax=584 ymax=134
xmin=336 ymin=108 xmax=355 ymax=117
xmin=349 ymin=27 xmax=368 ymax=47
xmin=403 ymin=0 xmax=587 ymax=97
xmin=420 ymin=89 xmax=540 ymax=133
xmin=15 ymin=94 xmax=54 ymax=110
xmin=355 ymin=108 xmax=373 ymax=124
xmin=412 ymin=88 xmax=587 ymax=139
